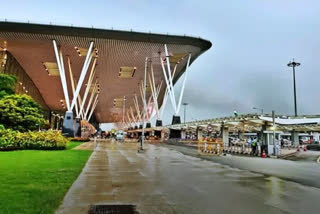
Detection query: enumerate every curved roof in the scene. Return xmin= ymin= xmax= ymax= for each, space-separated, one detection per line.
xmin=0 ymin=21 xmax=212 ymax=123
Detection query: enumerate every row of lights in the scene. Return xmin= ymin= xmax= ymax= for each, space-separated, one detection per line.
xmin=18 ymin=81 xmax=28 ymax=94
xmin=42 ymin=62 xmax=51 ymax=76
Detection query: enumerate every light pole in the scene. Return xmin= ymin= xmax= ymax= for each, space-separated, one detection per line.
xmin=287 ymin=59 xmax=300 ymax=117
xmin=122 ymin=96 xmax=126 ymax=128
xmin=182 ymin=103 xmax=188 ymax=123
xmin=139 ymin=57 xmax=148 ymax=152
xmin=253 ymin=107 xmax=263 ymax=115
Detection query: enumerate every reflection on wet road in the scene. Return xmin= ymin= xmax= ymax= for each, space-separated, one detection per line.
xmin=57 ymin=142 xmax=320 ymax=214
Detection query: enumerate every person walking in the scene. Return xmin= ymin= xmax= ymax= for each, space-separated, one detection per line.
xmin=251 ymin=138 xmax=257 ymax=155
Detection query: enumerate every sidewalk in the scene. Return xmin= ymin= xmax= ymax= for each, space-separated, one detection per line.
xmin=56 ymin=142 xmax=176 ymax=214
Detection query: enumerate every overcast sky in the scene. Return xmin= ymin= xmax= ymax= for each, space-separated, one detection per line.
xmin=2 ymin=0 xmax=320 ymax=129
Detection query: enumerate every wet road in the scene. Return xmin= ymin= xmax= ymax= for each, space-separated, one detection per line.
xmin=57 ymin=141 xmax=320 ymax=214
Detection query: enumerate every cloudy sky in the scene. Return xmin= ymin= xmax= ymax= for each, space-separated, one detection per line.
xmin=2 ymin=0 xmax=320 ymax=128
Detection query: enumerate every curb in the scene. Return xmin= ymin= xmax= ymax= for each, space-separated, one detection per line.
xmin=280 ymin=151 xmax=299 ymax=159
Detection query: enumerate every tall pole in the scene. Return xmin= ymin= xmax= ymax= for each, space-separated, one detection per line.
xmin=272 ymin=110 xmax=276 ymax=155
xmin=122 ymin=96 xmax=126 ymax=128
xmin=183 ymin=103 xmax=188 ymax=123
xmin=293 ymin=66 xmax=297 ymax=117
xmin=140 ymin=57 xmax=148 ymax=151
xmin=287 ymin=59 xmax=300 ymax=117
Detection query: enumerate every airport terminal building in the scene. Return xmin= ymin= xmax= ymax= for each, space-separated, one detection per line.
xmin=0 ymin=21 xmax=212 ymax=136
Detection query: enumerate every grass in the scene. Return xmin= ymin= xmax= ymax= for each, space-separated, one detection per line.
xmin=0 ymin=141 xmax=92 ymax=214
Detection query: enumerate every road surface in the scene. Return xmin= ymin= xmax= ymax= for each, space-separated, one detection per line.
xmin=57 ymin=141 xmax=320 ymax=214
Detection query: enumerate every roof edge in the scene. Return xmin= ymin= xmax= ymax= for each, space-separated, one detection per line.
xmin=0 ymin=21 xmax=212 ymax=51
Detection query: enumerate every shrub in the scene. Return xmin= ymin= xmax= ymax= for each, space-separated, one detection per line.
xmin=0 ymin=129 xmax=67 ymax=151
xmin=0 ymin=74 xmax=17 ymax=99
xmin=0 ymin=94 xmax=45 ymax=132
xmin=0 ymin=129 xmax=18 ymax=151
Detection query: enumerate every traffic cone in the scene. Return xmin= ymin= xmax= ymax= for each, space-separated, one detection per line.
xmin=261 ymin=149 xmax=266 ymax=158
xmin=297 ymin=146 xmax=300 ymax=152
xmin=304 ymin=145 xmax=307 ymax=152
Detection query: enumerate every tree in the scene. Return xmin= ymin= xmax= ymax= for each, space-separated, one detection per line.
xmin=0 ymin=94 xmax=45 ymax=132
xmin=0 ymin=74 xmax=17 ymax=99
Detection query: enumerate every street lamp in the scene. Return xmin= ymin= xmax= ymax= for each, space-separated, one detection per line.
xmin=182 ymin=103 xmax=188 ymax=123
xmin=253 ymin=107 xmax=263 ymax=115
xmin=287 ymin=59 xmax=301 ymax=117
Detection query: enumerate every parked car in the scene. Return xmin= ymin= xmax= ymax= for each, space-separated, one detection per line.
xmin=116 ymin=131 xmax=124 ymax=142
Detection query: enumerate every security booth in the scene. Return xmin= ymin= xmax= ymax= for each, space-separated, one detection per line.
xmin=262 ymin=130 xmax=283 ymax=156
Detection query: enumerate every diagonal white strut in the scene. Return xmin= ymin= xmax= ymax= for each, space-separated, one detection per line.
xmin=130 ymin=106 xmax=138 ymax=125
xmin=70 ymin=41 xmax=94 ymax=111
xmin=77 ymin=57 xmax=97 ymax=118
xmin=160 ymin=56 xmax=176 ymax=113
xmin=53 ymin=40 xmax=71 ymax=111
xmin=67 ymin=57 xmax=79 ymax=116
xmin=160 ymin=63 xmax=177 ymax=119
xmin=176 ymin=53 xmax=192 ymax=115
xmin=88 ymin=94 xmax=99 ymax=121
xmin=134 ymin=95 xmax=142 ymax=123
xmin=67 ymin=57 xmax=85 ymax=119
xmin=148 ymin=62 xmax=160 ymax=119
xmin=164 ymin=44 xmax=177 ymax=110
xmin=84 ymin=81 xmax=98 ymax=120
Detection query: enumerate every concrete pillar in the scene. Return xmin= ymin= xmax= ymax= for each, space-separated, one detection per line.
xmin=74 ymin=118 xmax=81 ymax=137
xmin=197 ymin=128 xmax=203 ymax=141
xmin=156 ymin=120 xmax=162 ymax=127
xmin=291 ymin=130 xmax=299 ymax=145
xmin=181 ymin=130 xmax=186 ymax=140
xmin=62 ymin=111 xmax=74 ymax=137
xmin=222 ymin=126 xmax=229 ymax=147
xmin=172 ymin=115 xmax=181 ymax=125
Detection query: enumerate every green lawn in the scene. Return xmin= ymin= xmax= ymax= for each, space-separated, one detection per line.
xmin=0 ymin=141 xmax=92 ymax=214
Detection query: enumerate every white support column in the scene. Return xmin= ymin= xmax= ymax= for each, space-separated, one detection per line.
xmin=176 ymin=53 xmax=192 ymax=115
xmin=122 ymin=96 xmax=126 ymax=127
xmin=164 ymin=44 xmax=177 ymax=110
xmin=84 ymin=81 xmax=97 ymax=120
xmin=160 ymin=64 xmax=177 ymax=119
xmin=78 ymin=57 xmax=97 ymax=118
xmin=134 ymin=95 xmax=142 ymax=122
xmin=127 ymin=111 xmax=133 ymax=127
xmin=146 ymin=95 xmax=153 ymax=122
xmin=149 ymin=63 xmax=160 ymax=119
xmin=88 ymin=94 xmax=99 ymax=122
xmin=156 ymin=80 xmax=163 ymax=98
xmin=160 ymin=57 xmax=176 ymax=113
xmin=53 ymin=40 xmax=71 ymax=111
xmin=67 ymin=57 xmax=79 ymax=116
xmin=130 ymin=106 xmax=137 ymax=126
xmin=70 ymin=41 xmax=94 ymax=111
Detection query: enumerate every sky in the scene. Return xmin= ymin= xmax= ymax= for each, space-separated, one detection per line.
xmin=1 ymin=0 xmax=320 ymax=129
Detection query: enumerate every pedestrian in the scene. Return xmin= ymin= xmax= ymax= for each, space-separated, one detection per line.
xmin=281 ymin=138 xmax=284 ymax=148
xmin=251 ymin=138 xmax=257 ymax=155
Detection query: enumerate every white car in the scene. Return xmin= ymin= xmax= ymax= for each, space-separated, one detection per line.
xmin=116 ymin=131 xmax=124 ymax=141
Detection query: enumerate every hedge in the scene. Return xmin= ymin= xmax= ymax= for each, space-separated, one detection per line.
xmin=0 ymin=129 xmax=68 ymax=151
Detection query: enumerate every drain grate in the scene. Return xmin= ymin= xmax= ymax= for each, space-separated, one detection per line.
xmin=88 ymin=204 xmax=138 ymax=214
